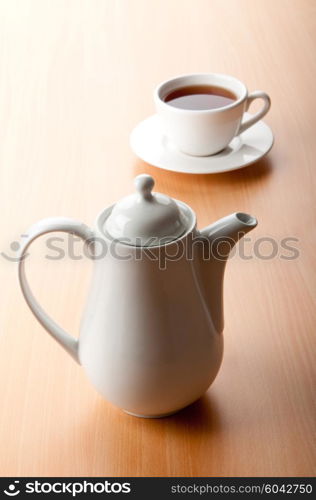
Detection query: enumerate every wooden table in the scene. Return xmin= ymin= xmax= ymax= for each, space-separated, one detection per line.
xmin=0 ymin=0 xmax=315 ymax=477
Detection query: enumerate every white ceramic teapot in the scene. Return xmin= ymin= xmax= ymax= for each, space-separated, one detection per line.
xmin=18 ymin=174 xmax=257 ymax=417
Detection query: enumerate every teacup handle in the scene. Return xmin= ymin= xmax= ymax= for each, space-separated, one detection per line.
xmin=18 ymin=217 xmax=94 ymax=364
xmin=237 ymin=91 xmax=271 ymax=135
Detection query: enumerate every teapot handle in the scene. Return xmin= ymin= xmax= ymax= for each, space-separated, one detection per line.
xmin=18 ymin=217 xmax=94 ymax=364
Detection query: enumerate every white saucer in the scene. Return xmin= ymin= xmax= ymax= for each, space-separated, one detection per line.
xmin=130 ymin=113 xmax=274 ymax=174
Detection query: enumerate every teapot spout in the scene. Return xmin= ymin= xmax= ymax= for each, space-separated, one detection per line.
xmin=200 ymin=212 xmax=257 ymax=251
xmin=198 ymin=212 xmax=257 ymax=333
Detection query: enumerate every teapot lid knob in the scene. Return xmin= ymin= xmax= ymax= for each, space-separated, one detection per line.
xmin=134 ymin=174 xmax=154 ymax=200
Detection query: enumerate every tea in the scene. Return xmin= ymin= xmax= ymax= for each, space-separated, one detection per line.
xmin=164 ymin=85 xmax=236 ymax=110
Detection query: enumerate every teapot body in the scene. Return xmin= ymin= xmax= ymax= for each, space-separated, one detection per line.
xmin=79 ymin=221 xmax=223 ymax=417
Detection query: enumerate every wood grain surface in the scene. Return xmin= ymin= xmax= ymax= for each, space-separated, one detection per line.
xmin=0 ymin=0 xmax=315 ymax=477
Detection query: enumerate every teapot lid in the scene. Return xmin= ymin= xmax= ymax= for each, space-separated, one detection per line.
xmin=105 ymin=174 xmax=190 ymax=246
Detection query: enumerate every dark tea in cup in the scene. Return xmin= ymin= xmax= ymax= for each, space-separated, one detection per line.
xmin=163 ymin=85 xmax=237 ymax=110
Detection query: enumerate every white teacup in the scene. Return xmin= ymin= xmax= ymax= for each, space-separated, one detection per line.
xmin=154 ymin=73 xmax=271 ymax=156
